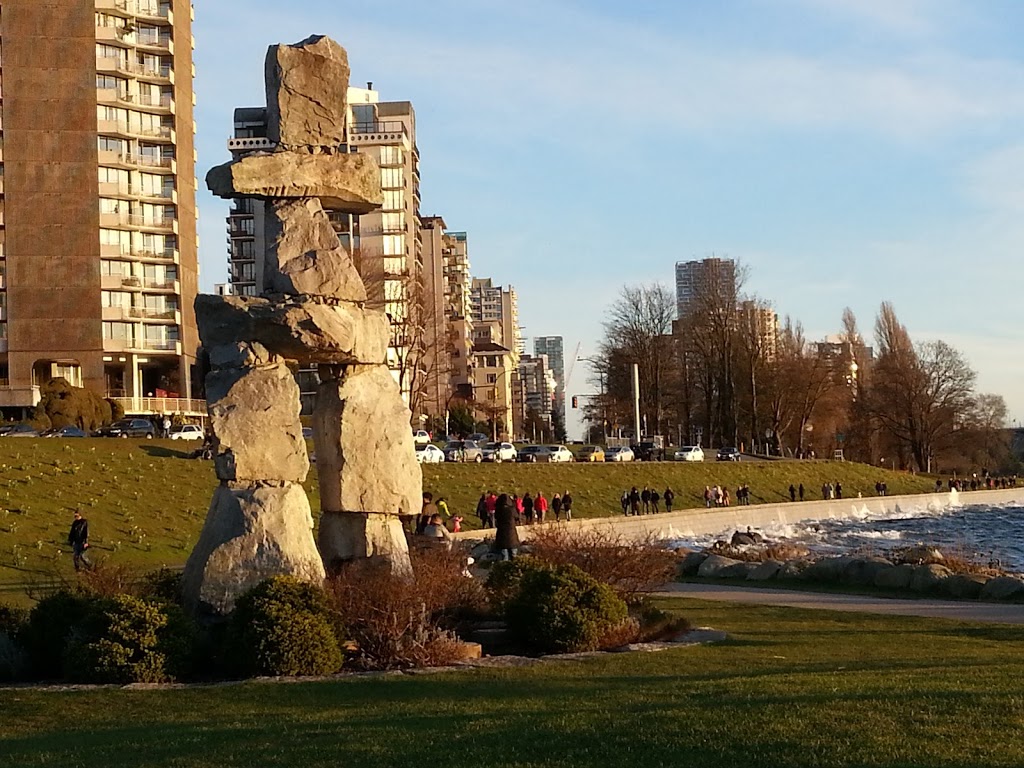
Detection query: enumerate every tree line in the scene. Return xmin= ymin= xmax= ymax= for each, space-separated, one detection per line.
xmin=587 ymin=269 xmax=1016 ymax=474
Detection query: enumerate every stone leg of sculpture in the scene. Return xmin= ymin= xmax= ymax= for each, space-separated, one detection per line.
xmin=312 ymin=364 xmax=420 ymax=576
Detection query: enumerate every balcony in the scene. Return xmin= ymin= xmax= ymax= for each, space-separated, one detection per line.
xmin=135 ymin=34 xmax=173 ymax=53
xmin=102 ymin=337 xmax=182 ymax=354
xmin=227 ymin=137 xmax=275 ymax=154
xmin=129 ymin=186 xmax=175 ymax=202
xmin=129 ymin=306 xmax=178 ymax=321
xmin=127 ymin=215 xmax=174 ymax=230
xmin=98 ymin=212 xmax=130 ymax=228
xmin=110 ymin=396 xmax=205 ymax=418
xmin=0 ymin=385 xmax=40 ymax=409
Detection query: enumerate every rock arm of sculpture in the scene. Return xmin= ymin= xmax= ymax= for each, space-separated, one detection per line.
xmin=183 ymin=35 xmax=421 ymax=616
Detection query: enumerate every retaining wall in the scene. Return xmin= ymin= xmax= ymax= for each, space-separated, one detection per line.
xmin=452 ymin=487 xmax=1024 ymax=545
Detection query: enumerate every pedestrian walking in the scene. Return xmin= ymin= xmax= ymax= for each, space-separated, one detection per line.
xmin=513 ymin=494 xmax=524 ymax=526
xmin=485 ymin=491 xmax=498 ymax=528
xmin=629 ymin=487 xmax=641 ymax=516
xmin=703 ymin=486 xmax=712 ymax=508
xmin=789 ymin=484 xmax=796 ymax=502
xmin=476 ymin=493 xmax=488 ymax=528
xmin=641 ymin=486 xmax=651 ymax=514
xmin=651 ymin=488 xmax=660 ymax=513
xmin=663 ymin=487 xmax=675 ymax=513
xmin=798 ymin=483 xmax=805 ymax=502
xmin=535 ymin=491 xmax=549 ymax=523
xmin=620 ymin=490 xmax=629 ymax=516
xmin=551 ymin=492 xmax=563 ymax=522
xmin=68 ymin=511 xmax=91 ymax=572
xmin=522 ymin=492 xmax=534 ymax=524
xmin=562 ymin=491 xmax=573 ymax=521
xmin=493 ymin=493 xmax=520 ymax=561
xmin=835 ymin=482 xmax=843 ymax=500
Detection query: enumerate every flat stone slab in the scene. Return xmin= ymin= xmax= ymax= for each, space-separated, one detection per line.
xmin=195 ymin=294 xmax=388 ymax=365
xmin=206 ymin=152 xmax=382 ymax=213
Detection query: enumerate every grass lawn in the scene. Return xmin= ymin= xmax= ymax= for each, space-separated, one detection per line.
xmin=0 ymin=438 xmax=935 ymax=593
xmin=3 ymin=597 xmax=1024 ymax=767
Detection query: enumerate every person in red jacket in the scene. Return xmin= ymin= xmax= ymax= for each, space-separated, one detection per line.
xmin=534 ymin=491 xmax=549 ymax=523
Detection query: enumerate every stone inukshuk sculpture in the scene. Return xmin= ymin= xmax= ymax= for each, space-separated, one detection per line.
xmin=182 ymin=36 xmax=421 ymax=615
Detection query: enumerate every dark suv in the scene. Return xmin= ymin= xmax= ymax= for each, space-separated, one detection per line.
xmin=98 ymin=418 xmax=156 ymax=439
xmin=632 ymin=441 xmax=664 ymax=461
xmin=717 ymin=447 xmax=741 ymax=462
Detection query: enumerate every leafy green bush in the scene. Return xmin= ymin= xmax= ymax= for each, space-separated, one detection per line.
xmin=227 ymin=577 xmax=342 ymax=678
xmin=63 ymin=594 xmax=195 ymax=683
xmin=501 ymin=561 xmax=628 ymax=654
xmin=485 ymin=557 xmax=536 ymax=607
xmin=0 ymin=604 xmax=29 ymax=682
xmin=24 ymin=590 xmax=94 ymax=679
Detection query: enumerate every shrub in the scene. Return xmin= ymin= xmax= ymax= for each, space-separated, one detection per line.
xmin=502 ymin=561 xmax=628 ymax=654
xmin=0 ymin=604 xmax=29 ymax=682
xmin=33 ymin=378 xmax=114 ymax=431
xmin=227 ymin=577 xmax=343 ymax=678
xmin=141 ymin=569 xmax=184 ymax=604
xmin=524 ymin=527 xmax=677 ymax=604
xmin=24 ymin=590 xmax=94 ymax=679
xmin=325 ymin=549 xmax=481 ymax=670
xmin=63 ymin=594 xmax=195 ymax=684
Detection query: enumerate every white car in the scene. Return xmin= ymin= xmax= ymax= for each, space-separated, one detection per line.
xmin=674 ymin=445 xmax=705 ymax=462
xmin=169 ymin=424 xmax=204 ymax=441
xmin=546 ymin=445 xmax=574 ymax=463
xmin=415 ymin=444 xmax=445 ymax=464
xmin=413 ymin=430 xmax=431 ymax=446
xmin=482 ymin=441 xmax=517 ymax=463
xmin=605 ymin=446 xmax=635 ymax=462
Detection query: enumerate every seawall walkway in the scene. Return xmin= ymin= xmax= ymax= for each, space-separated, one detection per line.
xmin=452 ymin=487 xmax=1023 ymax=545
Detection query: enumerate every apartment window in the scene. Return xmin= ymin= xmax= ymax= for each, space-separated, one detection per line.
xmin=232 ymin=240 xmax=254 ymax=260
xmin=96 ymin=74 xmax=127 ymax=92
xmin=99 ymin=199 xmax=125 ymax=216
xmin=97 ymin=105 xmax=128 ymax=124
xmin=352 ymin=104 xmax=375 ymax=125
xmin=231 ymin=262 xmax=255 ymax=282
xmin=100 ymin=228 xmax=130 ymax=250
xmin=383 ymin=190 xmax=404 ymax=211
xmin=383 ymin=257 xmax=405 ymax=276
xmin=382 ymin=235 xmax=404 ymax=256
xmin=98 ymin=136 xmax=127 ymax=154
xmin=103 ymin=321 xmax=133 ymax=341
xmin=379 ymin=146 xmax=403 ymax=166
xmin=486 ymin=374 xmax=497 ymax=384
xmin=99 ymin=167 xmax=129 ymax=186
xmin=96 ymin=44 xmax=125 ymax=61
xmin=381 ymin=212 xmax=405 ymax=232
xmin=101 ymin=291 xmax=131 ymax=308
xmin=101 ymin=260 xmax=131 ymax=277
xmin=380 ymin=167 xmax=404 ymax=189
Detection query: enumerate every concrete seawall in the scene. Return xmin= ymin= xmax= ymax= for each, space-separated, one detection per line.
xmin=452 ymin=487 xmax=1024 ymax=545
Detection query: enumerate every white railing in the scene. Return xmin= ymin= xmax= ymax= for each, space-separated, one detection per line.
xmin=111 ymin=397 xmax=206 ymax=416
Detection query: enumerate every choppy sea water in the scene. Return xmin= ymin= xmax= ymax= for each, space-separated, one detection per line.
xmin=671 ymin=495 xmax=1024 ymax=573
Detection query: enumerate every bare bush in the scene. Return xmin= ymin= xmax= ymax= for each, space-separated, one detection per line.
xmin=523 ymin=526 xmax=677 ymax=604
xmin=324 ymin=546 xmax=484 ymax=670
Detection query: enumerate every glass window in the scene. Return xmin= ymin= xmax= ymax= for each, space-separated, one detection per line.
xmin=98 ymin=136 xmax=127 ymax=154
xmin=381 ymin=167 xmax=404 ymax=189
xmin=102 ymin=321 xmax=132 ymax=340
xmin=379 ymin=146 xmax=403 ymax=165
xmin=382 ymin=190 xmax=404 ymax=211
xmin=382 ymin=235 xmax=404 ymax=256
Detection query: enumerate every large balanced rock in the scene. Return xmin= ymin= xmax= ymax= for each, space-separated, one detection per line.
xmin=206 ymin=362 xmax=309 ymax=483
xmin=206 ymin=152 xmax=382 ymax=212
xmin=318 ymin=511 xmax=410 ymax=575
xmin=265 ymin=35 xmax=349 ymax=149
xmin=182 ymin=482 xmax=326 ymax=615
xmin=195 ymin=294 xmax=389 ymax=364
xmin=312 ymin=365 xmax=421 ymax=517
xmin=264 ymin=198 xmax=367 ymax=300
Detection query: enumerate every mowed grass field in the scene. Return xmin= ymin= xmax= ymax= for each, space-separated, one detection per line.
xmin=3 ymin=597 xmax=1024 ymax=767
xmin=0 ymin=438 xmax=935 ymax=593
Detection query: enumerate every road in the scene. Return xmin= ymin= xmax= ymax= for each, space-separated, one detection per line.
xmin=660 ymin=582 xmax=1024 ymax=625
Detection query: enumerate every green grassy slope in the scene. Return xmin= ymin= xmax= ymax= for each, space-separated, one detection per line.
xmin=0 ymin=438 xmax=934 ymax=590
xmin=2 ymin=599 xmax=1023 ymax=767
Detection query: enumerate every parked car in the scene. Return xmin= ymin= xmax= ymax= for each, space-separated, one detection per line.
xmin=674 ymin=445 xmax=705 ymax=462
xmin=415 ymin=444 xmax=445 ymax=464
xmin=302 ymin=426 xmax=314 ymax=439
xmin=577 ymin=445 xmax=605 ymax=462
xmin=97 ymin=418 xmax=156 ymax=438
xmin=482 ymin=441 xmax=517 ymax=463
xmin=517 ymin=445 xmax=553 ymax=463
xmin=605 ymin=446 xmax=635 ymax=462
xmin=467 ymin=432 xmax=490 ymax=443
xmin=44 ymin=425 xmax=88 ymax=438
xmin=632 ymin=441 xmax=664 ymax=461
xmin=443 ymin=440 xmax=483 ymax=463
xmin=1 ymin=424 xmax=40 ymax=438
xmin=412 ymin=429 xmax=431 ymax=446
xmin=717 ymin=446 xmax=742 ymax=462
xmin=169 ymin=424 xmax=204 ymax=441
xmin=547 ymin=445 xmax=575 ymax=463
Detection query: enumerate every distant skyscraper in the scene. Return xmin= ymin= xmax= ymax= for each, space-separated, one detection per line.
xmin=0 ymin=1 xmax=200 ymax=417
xmin=675 ymin=258 xmax=736 ymax=318
xmin=533 ymin=336 xmax=565 ymax=426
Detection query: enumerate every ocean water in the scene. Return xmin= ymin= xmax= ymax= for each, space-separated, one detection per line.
xmin=672 ymin=496 xmax=1024 ymax=573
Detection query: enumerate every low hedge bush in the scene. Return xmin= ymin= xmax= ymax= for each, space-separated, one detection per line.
xmin=227 ymin=577 xmax=343 ymax=678
xmin=498 ymin=560 xmax=628 ymax=654
xmin=0 ymin=604 xmax=29 ymax=682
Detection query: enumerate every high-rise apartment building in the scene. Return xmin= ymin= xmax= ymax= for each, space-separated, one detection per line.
xmin=0 ymin=1 xmax=199 ymax=416
xmin=225 ymin=85 xmax=423 ymax=403
xmin=675 ymin=257 xmax=736 ymax=319
xmin=517 ymin=353 xmax=557 ymax=438
xmin=533 ymin=336 xmax=565 ymax=427
xmin=470 ymin=278 xmax=520 ymax=362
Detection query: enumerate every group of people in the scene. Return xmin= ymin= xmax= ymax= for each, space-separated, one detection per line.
xmin=703 ymin=484 xmax=753 ymax=507
xmin=476 ymin=490 xmax=574 ymax=528
xmin=620 ymin=486 xmax=675 ymax=515
xmin=943 ymin=474 xmax=1018 ymax=492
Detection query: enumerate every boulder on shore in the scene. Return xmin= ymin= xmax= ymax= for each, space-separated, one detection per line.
xmin=980 ymin=576 xmax=1024 ymax=601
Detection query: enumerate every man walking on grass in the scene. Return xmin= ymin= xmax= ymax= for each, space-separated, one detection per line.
xmin=68 ymin=511 xmax=91 ymax=572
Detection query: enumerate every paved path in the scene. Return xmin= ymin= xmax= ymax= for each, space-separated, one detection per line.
xmin=659 ymin=582 xmax=1024 ymax=625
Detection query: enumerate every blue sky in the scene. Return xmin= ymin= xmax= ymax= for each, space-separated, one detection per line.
xmin=192 ymin=0 xmax=1024 ymax=433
